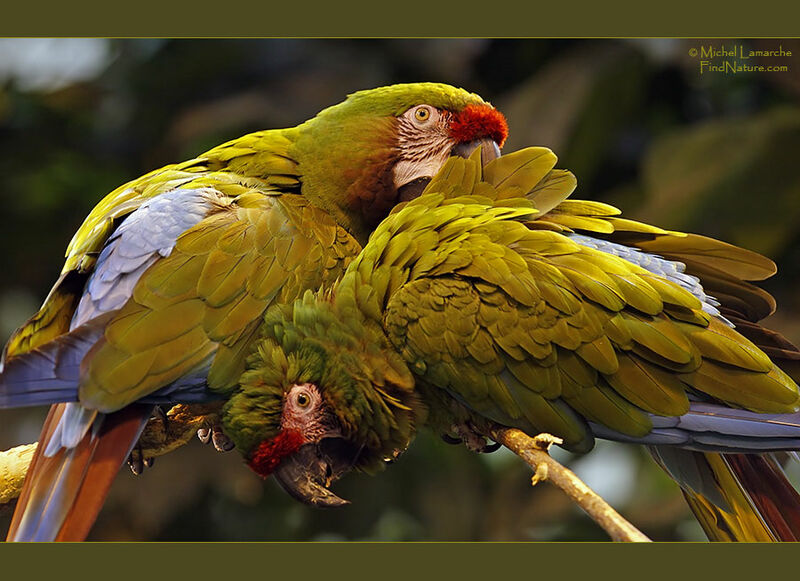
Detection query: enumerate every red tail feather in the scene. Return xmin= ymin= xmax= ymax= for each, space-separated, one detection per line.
xmin=725 ymin=453 xmax=800 ymax=541
xmin=6 ymin=403 xmax=151 ymax=542
xmin=677 ymin=451 xmax=800 ymax=542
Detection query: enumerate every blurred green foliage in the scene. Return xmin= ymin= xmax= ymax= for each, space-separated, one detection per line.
xmin=1 ymin=38 xmax=799 ymax=541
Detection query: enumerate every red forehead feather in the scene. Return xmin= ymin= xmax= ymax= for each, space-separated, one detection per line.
xmin=449 ymin=104 xmax=508 ymax=147
xmin=248 ymin=429 xmax=304 ymax=478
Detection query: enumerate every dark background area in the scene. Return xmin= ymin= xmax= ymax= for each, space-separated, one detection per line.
xmin=0 ymin=38 xmax=799 ymax=541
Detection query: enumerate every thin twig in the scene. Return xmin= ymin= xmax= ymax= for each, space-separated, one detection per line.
xmin=490 ymin=426 xmax=651 ymax=542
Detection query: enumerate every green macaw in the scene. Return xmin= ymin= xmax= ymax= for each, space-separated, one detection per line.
xmin=0 ymin=82 xmax=510 ymax=541
xmin=225 ymin=147 xmax=800 ymax=542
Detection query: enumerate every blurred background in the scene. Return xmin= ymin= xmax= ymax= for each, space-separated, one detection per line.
xmin=0 ymin=38 xmax=799 ymax=541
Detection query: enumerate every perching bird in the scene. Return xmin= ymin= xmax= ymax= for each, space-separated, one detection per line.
xmin=0 ymin=83 xmax=510 ymax=541
xmin=224 ymin=147 xmax=800 ymax=542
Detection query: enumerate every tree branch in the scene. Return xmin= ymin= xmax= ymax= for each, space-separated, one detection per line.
xmin=490 ymin=426 xmax=652 ymax=542
xmin=0 ymin=443 xmax=36 ymax=505
xmin=0 ymin=403 xmax=222 ymax=505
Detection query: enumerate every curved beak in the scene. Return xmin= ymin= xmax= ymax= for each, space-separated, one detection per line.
xmin=452 ymin=137 xmax=502 ymax=165
xmin=272 ymin=440 xmax=359 ymax=508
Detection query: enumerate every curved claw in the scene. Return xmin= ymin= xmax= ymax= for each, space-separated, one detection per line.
xmin=152 ymin=405 xmax=169 ymax=430
xmin=272 ymin=443 xmax=350 ymax=508
xmin=441 ymin=433 xmax=464 ymax=446
xmin=481 ymin=441 xmax=502 ymax=454
xmin=197 ymin=427 xmax=212 ymax=444
xmin=211 ymin=425 xmax=235 ymax=452
xmin=128 ymin=452 xmax=144 ymax=475
xmin=197 ymin=424 xmax=234 ymax=451
xmin=128 ymin=446 xmax=152 ymax=475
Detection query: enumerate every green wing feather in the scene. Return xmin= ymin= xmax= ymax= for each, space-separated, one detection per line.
xmin=3 ymin=130 xmax=300 ymax=362
xmin=74 ymin=190 xmax=357 ymax=412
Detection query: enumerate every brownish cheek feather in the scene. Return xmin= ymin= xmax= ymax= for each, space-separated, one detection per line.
xmin=247 ymin=429 xmax=304 ymax=478
xmin=346 ymin=155 xmax=399 ymax=229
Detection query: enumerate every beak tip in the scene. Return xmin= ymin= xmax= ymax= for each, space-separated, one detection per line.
xmin=272 ymin=443 xmax=352 ymax=508
xmin=316 ymin=496 xmax=351 ymax=508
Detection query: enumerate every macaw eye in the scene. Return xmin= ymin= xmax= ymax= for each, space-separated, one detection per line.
xmin=413 ymin=106 xmax=432 ymax=123
xmin=296 ymin=392 xmax=311 ymax=408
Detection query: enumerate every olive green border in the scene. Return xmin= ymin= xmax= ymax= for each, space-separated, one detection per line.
xmin=1 ymin=0 xmax=798 ymax=36
xmin=3 ymin=542 xmax=800 ymax=575
xmin=3 ymin=0 xmax=799 ymax=574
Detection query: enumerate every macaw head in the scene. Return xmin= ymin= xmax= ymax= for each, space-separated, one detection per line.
xmin=222 ymin=292 xmax=422 ymax=507
xmin=292 ymin=82 xmax=509 ymax=242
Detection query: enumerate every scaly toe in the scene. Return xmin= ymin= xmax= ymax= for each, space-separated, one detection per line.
xmin=532 ymin=433 xmax=563 ymax=451
xmin=440 ymin=433 xmax=463 ymax=446
xmin=128 ymin=450 xmax=145 ymax=475
xmin=152 ymin=405 xmax=169 ymax=432
xmin=211 ymin=425 xmax=235 ymax=452
xmin=197 ymin=427 xmax=212 ymax=445
xmin=453 ymin=422 xmax=498 ymax=454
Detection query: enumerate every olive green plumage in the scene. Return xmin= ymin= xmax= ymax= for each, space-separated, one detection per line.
xmin=2 ymin=83 xmax=514 ymax=543
xmin=80 ymin=192 xmax=362 ymax=409
xmin=227 ymin=292 xmax=422 ymax=473
xmin=229 ymin=146 xmax=799 ymax=468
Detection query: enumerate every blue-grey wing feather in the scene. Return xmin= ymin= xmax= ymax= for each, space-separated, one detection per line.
xmin=592 ymin=401 xmax=800 ymax=453
xmin=568 ymin=233 xmax=732 ymax=326
xmin=71 ymin=188 xmax=214 ymax=328
xmin=0 ymin=188 xmax=219 ymax=455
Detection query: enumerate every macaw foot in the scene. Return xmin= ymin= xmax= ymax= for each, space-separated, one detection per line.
xmin=127 ymin=445 xmax=155 ymax=475
xmin=152 ymin=405 xmax=169 ymax=431
xmin=441 ymin=422 xmax=501 ymax=454
xmin=127 ymin=406 xmax=168 ymax=474
xmin=197 ymin=423 xmax=235 ymax=452
xmin=531 ymin=432 xmax=563 ymax=451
